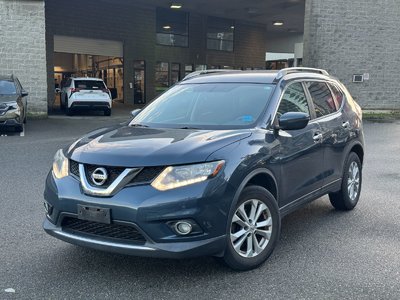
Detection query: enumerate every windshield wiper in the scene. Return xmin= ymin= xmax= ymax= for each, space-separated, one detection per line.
xmin=130 ymin=123 xmax=149 ymax=128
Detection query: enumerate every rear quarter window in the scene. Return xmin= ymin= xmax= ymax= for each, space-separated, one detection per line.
xmin=328 ymin=83 xmax=345 ymax=109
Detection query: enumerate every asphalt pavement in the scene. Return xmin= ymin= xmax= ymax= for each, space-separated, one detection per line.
xmin=0 ymin=114 xmax=399 ymax=300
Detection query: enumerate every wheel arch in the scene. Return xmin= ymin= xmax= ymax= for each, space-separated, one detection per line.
xmin=350 ymin=143 xmax=364 ymax=165
xmin=232 ymin=168 xmax=279 ymax=208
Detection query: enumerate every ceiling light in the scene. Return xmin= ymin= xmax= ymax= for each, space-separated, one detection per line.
xmin=273 ymin=21 xmax=284 ymax=26
xmin=170 ymin=3 xmax=182 ymax=9
xmin=230 ymin=26 xmax=235 ymax=29
xmin=163 ymin=25 xmax=171 ymax=29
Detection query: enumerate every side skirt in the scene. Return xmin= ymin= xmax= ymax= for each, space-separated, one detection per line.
xmin=279 ymin=178 xmax=342 ymax=218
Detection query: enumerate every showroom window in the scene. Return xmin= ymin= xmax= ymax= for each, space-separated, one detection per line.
xmin=155 ymin=62 xmax=170 ymax=95
xmin=156 ymin=8 xmax=189 ymax=47
xmin=207 ymin=17 xmax=234 ymax=52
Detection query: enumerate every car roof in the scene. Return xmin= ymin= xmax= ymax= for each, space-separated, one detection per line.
xmin=72 ymin=77 xmax=104 ymax=81
xmin=180 ymin=69 xmax=334 ymax=85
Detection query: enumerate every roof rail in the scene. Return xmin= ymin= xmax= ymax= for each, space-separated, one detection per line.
xmin=275 ymin=67 xmax=329 ymax=81
xmin=182 ymin=69 xmax=236 ymax=81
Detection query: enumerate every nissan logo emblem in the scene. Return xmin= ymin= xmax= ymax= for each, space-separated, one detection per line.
xmin=91 ymin=167 xmax=108 ymax=186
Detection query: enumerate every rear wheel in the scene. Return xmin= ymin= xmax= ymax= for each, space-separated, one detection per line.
xmin=66 ymin=105 xmax=73 ymax=116
xmin=60 ymin=95 xmax=66 ymax=111
xmin=222 ymin=186 xmax=280 ymax=271
xmin=104 ymin=108 xmax=111 ymax=116
xmin=329 ymin=152 xmax=362 ymax=210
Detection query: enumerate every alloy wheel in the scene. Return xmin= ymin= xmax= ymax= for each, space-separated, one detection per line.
xmin=347 ymin=161 xmax=360 ymax=201
xmin=230 ymin=199 xmax=273 ymax=258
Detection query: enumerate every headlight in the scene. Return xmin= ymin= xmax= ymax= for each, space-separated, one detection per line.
xmin=52 ymin=149 xmax=69 ymax=179
xmin=3 ymin=101 xmax=18 ymax=110
xmin=151 ymin=161 xmax=225 ymax=191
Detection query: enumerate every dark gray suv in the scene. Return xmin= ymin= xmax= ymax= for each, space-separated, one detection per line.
xmin=0 ymin=75 xmax=28 ymax=132
xmin=43 ymin=68 xmax=364 ymax=270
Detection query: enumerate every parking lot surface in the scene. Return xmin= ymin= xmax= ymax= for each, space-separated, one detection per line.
xmin=0 ymin=116 xmax=399 ymax=299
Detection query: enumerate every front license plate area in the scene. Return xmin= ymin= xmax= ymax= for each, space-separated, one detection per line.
xmin=78 ymin=205 xmax=111 ymax=224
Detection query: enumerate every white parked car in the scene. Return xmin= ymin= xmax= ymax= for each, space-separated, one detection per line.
xmin=60 ymin=77 xmax=112 ymax=116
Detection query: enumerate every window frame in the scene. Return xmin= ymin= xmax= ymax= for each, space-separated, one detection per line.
xmin=304 ymin=80 xmax=341 ymax=121
xmin=156 ymin=7 xmax=189 ymax=48
xmin=206 ymin=17 xmax=235 ymax=52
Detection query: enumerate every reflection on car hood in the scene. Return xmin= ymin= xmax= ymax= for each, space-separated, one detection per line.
xmin=0 ymin=94 xmax=18 ymax=103
xmin=67 ymin=125 xmax=252 ymax=167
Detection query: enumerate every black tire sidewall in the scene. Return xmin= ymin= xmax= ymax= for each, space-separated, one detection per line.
xmin=223 ymin=186 xmax=280 ymax=271
xmin=339 ymin=152 xmax=362 ymax=209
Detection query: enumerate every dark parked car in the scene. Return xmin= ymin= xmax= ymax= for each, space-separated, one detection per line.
xmin=0 ymin=75 xmax=28 ymax=132
xmin=43 ymin=68 xmax=364 ymax=270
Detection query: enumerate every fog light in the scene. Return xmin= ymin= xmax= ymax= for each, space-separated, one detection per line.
xmin=43 ymin=201 xmax=53 ymax=215
xmin=174 ymin=221 xmax=192 ymax=235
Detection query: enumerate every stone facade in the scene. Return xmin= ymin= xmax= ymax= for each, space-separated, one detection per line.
xmin=0 ymin=0 xmax=47 ymax=116
xmin=303 ymin=0 xmax=400 ymax=110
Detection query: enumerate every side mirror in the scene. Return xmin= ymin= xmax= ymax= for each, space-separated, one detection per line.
xmin=277 ymin=112 xmax=310 ymax=131
xmin=131 ymin=109 xmax=142 ymax=118
xmin=21 ymin=90 xmax=29 ymax=97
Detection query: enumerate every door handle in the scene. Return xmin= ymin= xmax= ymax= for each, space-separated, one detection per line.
xmin=342 ymin=121 xmax=350 ymax=129
xmin=313 ymin=133 xmax=323 ymax=143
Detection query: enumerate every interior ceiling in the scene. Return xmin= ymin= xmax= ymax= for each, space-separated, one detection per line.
xmin=110 ymin=0 xmax=306 ymax=33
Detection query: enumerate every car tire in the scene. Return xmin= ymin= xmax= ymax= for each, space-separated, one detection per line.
xmin=329 ymin=152 xmax=362 ymax=211
xmin=60 ymin=96 xmax=66 ymax=111
xmin=104 ymin=109 xmax=111 ymax=116
xmin=66 ymin=106 xmax=73 ymax=116
xmin=222 ymin=186 xmax=280 ymax=271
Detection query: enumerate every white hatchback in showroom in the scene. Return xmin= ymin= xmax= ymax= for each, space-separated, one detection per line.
xmin=60 ymin=77 xmax=113 ymax=116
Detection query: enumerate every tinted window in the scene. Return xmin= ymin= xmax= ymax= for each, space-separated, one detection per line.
xmin=277 ymin=82 xmax=309 ymax=116
xmin=0 ymin=80 xmax=17 ymax=95
xmin=207 ymin=17 xmax=234 ymax=52
xmin=306 ymin=82 xmax=336 ymax=118
xmin=156 ymin=8 xmax=188 ymax=47
xmin=328 ymin=83 xmax=344 ymax=109
xmin=132 ymin=83 xmax=274 ymax=129
xmin=74 ymin=80 xmax=106 ymax=90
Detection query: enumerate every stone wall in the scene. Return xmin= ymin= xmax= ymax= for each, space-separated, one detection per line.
xmin=0 ymin=0 xmax=47 ymax=116
xmin=303 ymin=0 xmax=400 ymax=109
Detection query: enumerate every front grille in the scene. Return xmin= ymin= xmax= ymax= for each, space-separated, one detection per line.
xmin=129 ymin=167 xmax=164 ymax=185
xmin=61 ymin=217 xmax=146 ymax=244
xmin=85 ymin=164 xmax=125 ymax=188
xmin=69 ymin=160 xmax=164 ymax=187
xmin=70 ymin=160 xmax=80 ymax=177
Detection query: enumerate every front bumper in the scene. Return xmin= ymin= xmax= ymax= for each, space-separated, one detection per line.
xmin=43 ymin=218 xmax=226 ymax=258
xmin=43 ymin=171 xmax=234 ymax=258
xmin=0 ymin=106 xmax=22 ymax=129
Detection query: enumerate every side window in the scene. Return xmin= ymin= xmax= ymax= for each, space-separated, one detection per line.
xmin=328 ymin=83 xmax=344 ymax=109
xmin=306 ymin=82 xmax=336 ymax=118
xmin=65 ymin=78 xmax=72 ymax=88
xmin=277 ymin=82 xmax=310 ymax=117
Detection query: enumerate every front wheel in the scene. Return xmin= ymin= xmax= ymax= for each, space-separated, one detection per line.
xmin=329 ymin=152 xmax=362 ymax=210
xmin=222 ymin=186 xmax=280 ymax=271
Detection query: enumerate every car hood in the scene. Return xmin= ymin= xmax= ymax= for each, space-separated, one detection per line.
xmin=67 ymin=125 xmax=252 ymax=167
xmin=0 ymin=94 xmax=19 ymax=103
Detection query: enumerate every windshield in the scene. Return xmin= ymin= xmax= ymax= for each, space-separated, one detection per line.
xmin=131 ymin=83 xmax=275 ymax=129
xmin=0 ymin=80 xmax=17 ymax=95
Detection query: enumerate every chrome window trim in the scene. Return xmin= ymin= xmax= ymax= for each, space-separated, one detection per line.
xmin=269 ymin=79 xmax=312 ymax=129
xmin=79 ymin=164 xmax=141 ymax=197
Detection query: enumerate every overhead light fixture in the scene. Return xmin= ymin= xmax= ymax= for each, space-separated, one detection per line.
xmin=170 ymin=3 xmax=182 ymax=9
xmin=230 ymin=25 xmax=235 ymax=29
xmin=273 ymin=21 xmax=284 ymax=26
xmin=163 ymin=25 xmax=171 ymax=29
